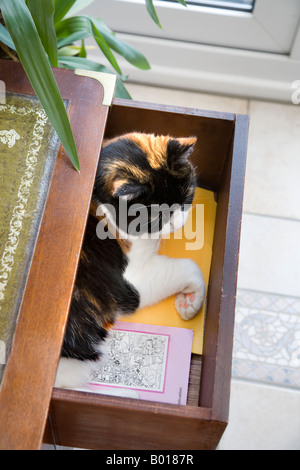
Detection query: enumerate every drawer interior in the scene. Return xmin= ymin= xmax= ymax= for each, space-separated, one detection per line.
xmin=100 ymin=100 xmax=235 ymax=411
xmin=46 ymin=100 xmax=246 ymax=450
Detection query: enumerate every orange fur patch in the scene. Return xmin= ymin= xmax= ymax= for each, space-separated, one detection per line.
xmin=129 ymin=133 xmax=171 ymax=169
xmin=105 ymin=160 xmax=150 ymax=192
xmin=103 ymin=133 xmax=171 ymax=169
xmin=90 ymin=199 xmax=99 ymax=218
xmin=103 ymin=321 xmax=114 ymax=330
xmin=102 ymin=133 xmax=197 ymax=171
xmin=112 ymin=178 xmax=129 ymax=196
xmin=177 ymin=137 xmax=197 ymax=147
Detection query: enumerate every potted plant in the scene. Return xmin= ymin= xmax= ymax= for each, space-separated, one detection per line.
xmin=0 ymin=0 xmax=187 ymax=171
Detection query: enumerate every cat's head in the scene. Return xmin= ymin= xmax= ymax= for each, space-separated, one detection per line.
xmin=94 ymin=133 xmax=197 ymax=238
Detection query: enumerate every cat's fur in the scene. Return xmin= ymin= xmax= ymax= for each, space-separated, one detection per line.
xmin=55 ymin=133 xmax=205 ymax=389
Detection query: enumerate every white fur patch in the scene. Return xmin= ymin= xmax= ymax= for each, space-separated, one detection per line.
xmin=124 ymin=238 xmax=205 ymax=315
xmin=161 ymin=207 xmax=189 ymax=235
xmin=54 ymin=357 xmax=96 ymax=389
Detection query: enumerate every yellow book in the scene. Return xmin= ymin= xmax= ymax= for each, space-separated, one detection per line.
xmin=120 ymin=187 xmax=217 ymax=355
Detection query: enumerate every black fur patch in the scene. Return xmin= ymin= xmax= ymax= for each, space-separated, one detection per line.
xmin=62 ymin=215 xmax=140 ymax=361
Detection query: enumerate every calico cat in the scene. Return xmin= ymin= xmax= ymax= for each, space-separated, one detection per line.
xmin=55 ymin=133 xmax=205 ymax=389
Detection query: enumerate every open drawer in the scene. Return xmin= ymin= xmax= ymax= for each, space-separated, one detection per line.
xmin=45 ymin=99 xmax=249 ymax=450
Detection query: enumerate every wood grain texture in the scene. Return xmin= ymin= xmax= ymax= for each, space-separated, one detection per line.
xmin=200 ymin=114 xmax=249 ymax=420
xmin=46 ymin=388 xmax=221 ymax=450
xmin=0 ymin=61 xmax=108 ymax=450
xmin=187 ymin=354 xmax=202 ymax=407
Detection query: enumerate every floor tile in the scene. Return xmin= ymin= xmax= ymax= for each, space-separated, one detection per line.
xmin=243 ymin=100 xmax=300 ymax=220
xmin=218 ymin=380 xmax=300 ymax=450
xmin=126 ymin=83 xmax=248 ymax=114
xmin=232 ymin=288 xmax=300 ymax=388
xmin=237 ymin=213 xmax=300 ymax=298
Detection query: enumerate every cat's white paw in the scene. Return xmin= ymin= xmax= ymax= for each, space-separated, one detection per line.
xmin=175 ymin=290 xmax=205 ymax=320
xmin=175 ymin=260 xmax=206 ymax=320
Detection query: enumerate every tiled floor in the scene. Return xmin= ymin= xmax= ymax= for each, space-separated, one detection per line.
xmin=125 ymin=83 xmax=300 ymax=450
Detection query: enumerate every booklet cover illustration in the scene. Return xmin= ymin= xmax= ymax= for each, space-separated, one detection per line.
xmin=82 ymin=321 xmax=193 ymax=405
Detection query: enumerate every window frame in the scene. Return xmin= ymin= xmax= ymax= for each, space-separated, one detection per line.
xmin=181 ymin=1 xmax=254 ymax=12
xmin=83 ymin=0 xmax=300 ymax=102
xmin=92 ymin=0 xmax=300 ymax=54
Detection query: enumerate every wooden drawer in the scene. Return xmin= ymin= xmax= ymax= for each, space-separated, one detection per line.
xmin=45 ymin=99 xmax=249 ymax=450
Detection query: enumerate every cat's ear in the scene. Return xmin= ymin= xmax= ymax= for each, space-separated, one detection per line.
xmin=177 ymin=137 xmax=197 ymax=156
xmin=112 ymin=179 xmax=150 ymax=201
xmin=167 ymin=137 xmax=197 ymax=166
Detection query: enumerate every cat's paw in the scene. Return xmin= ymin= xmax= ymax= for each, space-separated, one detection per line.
xmin=175 ymin=260 xmax=206 ymax=320
xmin=175 ymin=290 xmax=205 ymax=320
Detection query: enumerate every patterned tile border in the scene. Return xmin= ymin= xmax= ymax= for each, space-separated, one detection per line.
xmin=232 ymin=289 xmax=300 ymax=389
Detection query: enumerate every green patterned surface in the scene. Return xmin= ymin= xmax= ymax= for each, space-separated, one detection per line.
xmin=0 ymin=93 xmax=60 ymax=382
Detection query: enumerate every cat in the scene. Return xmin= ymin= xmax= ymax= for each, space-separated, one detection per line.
xmin=55 ymin=133 xmax=206 ymax=389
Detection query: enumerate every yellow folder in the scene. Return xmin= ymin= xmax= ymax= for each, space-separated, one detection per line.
xmin=120 ymin=187 xmax=217 ymax=355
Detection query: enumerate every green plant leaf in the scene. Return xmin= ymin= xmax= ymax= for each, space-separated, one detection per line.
xmin=26 ymin=0 xmax=58 ymax=67
xmin=57 ymin=30 xmax=90 ymax=49
xmin=0 ymin=23 xmax=16 ymax=50
xmin=56 ymin=15 xmax=150 ymax=71
xmin=56 ymin=16 xmax=122 ymax=75
xmin=58 ymin=45 xmax=82 ymax=56
xmin=176 ymin=0 xmax=187 ymax=6
xmin=58 ymin=56 xmax=132 ymax=99
xmin=53 ymin=0 xmax=77 ymax=24
xmin=87 ymin=18 xmax=150 ymax=70
xmin=78 ymin=39 xmax=87 ymax=58
xmin=58 ymin=55 xmax=102 ymax=70
xmin=55 ymin=14 xmax=92 ymax=38
xmin=90 ymin=21 xmax=122 ymax=75
xmin=145 ymin=0 xmax=162 ymax=28
xmin=1 ymin=0 xmax=80 ymax=171
xmin=58 ymin=43 xmax=94 ymax=58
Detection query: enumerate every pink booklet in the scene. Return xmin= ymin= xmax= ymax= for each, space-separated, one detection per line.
xmin=82 ymin=321 xmax=193 ymax=406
